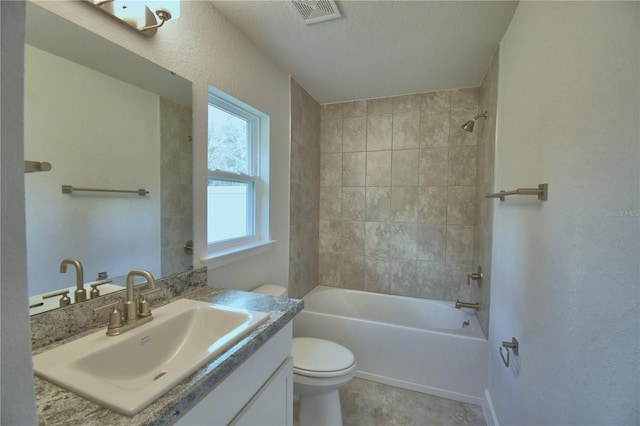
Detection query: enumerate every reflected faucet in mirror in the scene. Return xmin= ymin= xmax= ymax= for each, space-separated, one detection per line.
xmin=60 ymin=259 xmax=86 ymax=303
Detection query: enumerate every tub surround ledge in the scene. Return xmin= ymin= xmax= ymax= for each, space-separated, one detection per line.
xmin=33 ymin=286 xmax=303 ymax=425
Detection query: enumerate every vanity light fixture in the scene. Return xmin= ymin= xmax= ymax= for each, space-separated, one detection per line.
xmin=83 ymin=0 xmax=180 ymax=37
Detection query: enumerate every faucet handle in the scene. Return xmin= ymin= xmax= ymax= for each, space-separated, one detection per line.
xmin=42 ymin=290 xmax=71 ymax=307
xmin=467 ymin=266 xmax=483 ymax=287
xmin=93 ymin=298 xmax=124 ymax=334
xmin=89 ymin=279 xmax=114 ymax=298
xmin=138 ymin=288 xmax=161 ymax=317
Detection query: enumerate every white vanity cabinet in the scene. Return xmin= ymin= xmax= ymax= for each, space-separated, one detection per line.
xmin=175 ymin=323 xmax=293 ymax=426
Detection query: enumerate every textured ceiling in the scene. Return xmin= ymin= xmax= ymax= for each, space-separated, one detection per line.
xmin=210 ymin=1 xmax=518 ymax=104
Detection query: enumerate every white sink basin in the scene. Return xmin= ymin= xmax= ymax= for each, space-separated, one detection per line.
xmin=32 ymin=298 xmax=269 ymax=416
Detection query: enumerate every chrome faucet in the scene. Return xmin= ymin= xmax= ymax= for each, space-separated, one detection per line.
xmin=93 ymin=269 xmax=159 ymax=336
xmin=455 ymin=300 xmax=480 ymax=310
xmin=60 ymin=259 xmax=85 ymax=303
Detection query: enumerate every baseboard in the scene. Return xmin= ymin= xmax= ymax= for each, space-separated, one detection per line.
xmin=356 ymin=371 xmax=484 ymax=406
xmin=483 ymin=388 xmax=499 ymax=426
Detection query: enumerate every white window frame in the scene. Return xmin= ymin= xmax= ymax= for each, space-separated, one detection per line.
xmin=204 ymin=86 xmax=272 ymax=268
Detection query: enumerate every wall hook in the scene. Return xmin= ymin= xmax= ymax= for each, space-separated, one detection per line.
xmin=500 ymin=337 xmax=519 ymax=368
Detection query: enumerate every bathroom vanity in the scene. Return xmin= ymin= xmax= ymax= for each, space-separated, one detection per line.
xmin=33 ymin=287 xmax=303 ymax=425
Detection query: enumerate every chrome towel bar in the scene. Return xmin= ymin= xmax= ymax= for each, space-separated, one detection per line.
xmin=486 ymin=183 xmax=548 ymax=202
xmin=62 ymin=185 xmax=149 ymax=196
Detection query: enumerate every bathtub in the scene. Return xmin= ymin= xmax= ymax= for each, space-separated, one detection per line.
xmin=293 ymin=286 xmax=488 ymax=405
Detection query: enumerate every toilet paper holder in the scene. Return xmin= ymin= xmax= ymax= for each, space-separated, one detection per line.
xmin=500 ymin=337 xmax=519 ymax=368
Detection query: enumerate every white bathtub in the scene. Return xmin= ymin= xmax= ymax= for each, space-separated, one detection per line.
xmin=293 ymin=286 xmax=488 ymax=405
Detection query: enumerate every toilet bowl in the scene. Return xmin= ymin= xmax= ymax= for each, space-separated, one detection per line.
xmin=252 ymin=285 xmax=356 ymax=426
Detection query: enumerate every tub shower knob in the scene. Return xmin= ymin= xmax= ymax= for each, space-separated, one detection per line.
xmin=467 ymin=266 xmax=483 ymax=287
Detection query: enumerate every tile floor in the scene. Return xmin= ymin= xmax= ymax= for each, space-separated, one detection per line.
xmin=294 ymin=378 xmax=486 ymax=426
xmin=339 ymin=378 xmax=486 ymax=426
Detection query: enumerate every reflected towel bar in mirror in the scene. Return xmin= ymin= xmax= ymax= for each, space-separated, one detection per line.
xmin=486 ymin=183 xmax=548 ymax=202
xmin=62 ymin=185 xmax=149 ymax=196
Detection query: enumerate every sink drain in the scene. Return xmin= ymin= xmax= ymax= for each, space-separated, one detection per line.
xmin=153 ymin=371 xmax=168 ymax=381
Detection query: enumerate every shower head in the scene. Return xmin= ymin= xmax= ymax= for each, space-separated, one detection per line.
xmin=461 ymin=111 xmax=488 ymax=133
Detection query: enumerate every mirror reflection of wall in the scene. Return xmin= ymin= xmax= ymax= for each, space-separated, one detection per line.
xmin=25 ymin=44 xmax=162 ymax=294
xmin=24 ymin=3 xmax=193 ymax=311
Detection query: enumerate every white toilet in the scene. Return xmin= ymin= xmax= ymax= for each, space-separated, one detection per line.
xmin=252 ymin=285 xmax=356 ymax=426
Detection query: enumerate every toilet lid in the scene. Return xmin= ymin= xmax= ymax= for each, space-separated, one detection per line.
xmin=292 ymin=337 xmax=355 ymax=377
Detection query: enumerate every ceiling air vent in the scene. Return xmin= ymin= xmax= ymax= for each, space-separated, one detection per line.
xmin=289 ymin=0 xmax=341 ymax=25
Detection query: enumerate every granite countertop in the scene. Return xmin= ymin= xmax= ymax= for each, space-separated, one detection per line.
xmin=34 ymin=287 xmax=303 ymax=425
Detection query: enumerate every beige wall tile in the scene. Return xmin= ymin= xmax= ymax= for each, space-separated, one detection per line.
xmin=418 ymin=186 xmax=448 ymax=224
xmin=421 ymin=111 xmax=450 ymax=148
xmin=419 ymin=147 xmax=449 ymax=186
xmin=342 ymin=100 xmax=367 ymax=117
xmin=367 ymin=97 xmax=394 ymax=115
xmin=393 ymin=94 xmax=422 ymax=113
xmin=421 ymin=90 xmax=450 ymax=115
xmin=319 ymin=220 xmax=341 ymax=253
xmin=391 ymin=149 xmax=419 ymax=186
xmin=365 ymin=222 xmax=390 ymax=257
xmin=390 ymin=186 xmax=418 ymax=223
xmin=393 ymin=111 xmax=420 ymax=149
xmin=341 ymin=221 xmax=365 ymax=255
xmin=416 ymin=261 xmax=445 ymax=300
xmin=447 ymin=186 xmax=476 ymax=225
xmin=366 ymin=150 xmax=392 ymax=186
xmin=343 ymin=116 xmax=367 ymax=152
xmin=389 ymin=259 xmax=418 ymax=296
xmin=341 ymin=187 xmax=365 ymax=221
xmin=315 ymin=86 xmax=487 ymax=301
xmin=446 ymin=226 xmax=474 ymax=264
xmin=364 ymin=257 xmax=390 ymax=293
xmin=448 ymin=146 xmax=477 ymax=186
xmin=342 ymin=152 xmax=366 ymax=186
xmin=417 ymin=224 xmax=446 ymax=262
xmin=367 ymin=114 xmax=393 ymax=151
xmin=320 ymin=118 xmax=342 ymax=153
xmin=320 ymin=153 xmax=342 ymax=186
xmin=319 ymin=186 xmax=342 ymax=220
xmin=451 ymin=87 xmax=479 ymax=106
xmin=389 ymin=223 xmax=417 ymax=259
xmin=340 ymin=255 xmax=365 ymax=290
xmin=319 ymin=252 xmax=341 ymax=286
xmin=321 ymin=103 xmax=343 ymax=121
xmin=444 ymin=263 xmax=473 ymax=302
xmin=365 ymin=187 xmax=391 ymax=221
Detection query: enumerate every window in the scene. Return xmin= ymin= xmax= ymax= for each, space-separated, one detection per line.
xmin=207 ymin=86 xmax=270 ymax=263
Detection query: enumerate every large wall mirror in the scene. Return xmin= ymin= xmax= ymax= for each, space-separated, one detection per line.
xmin=25 ymin=3 xmax=193 ymax=315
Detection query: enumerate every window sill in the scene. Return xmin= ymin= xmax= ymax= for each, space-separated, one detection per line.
xmin=201 ymin=240 xmax=276 ymax=269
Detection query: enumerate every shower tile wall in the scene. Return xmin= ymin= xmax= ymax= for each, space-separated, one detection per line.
xmin=289 ymin=78 xmax=321 ymax=299
xmin=319 ymin=89 xmax=479 ymax=301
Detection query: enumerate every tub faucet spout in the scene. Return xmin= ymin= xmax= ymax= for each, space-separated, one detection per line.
xmin=455 ymin=300 xmax=480 ymax=310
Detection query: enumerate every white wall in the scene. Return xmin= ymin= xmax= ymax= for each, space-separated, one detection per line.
xmin=0 ymin=1 xmax=38 ymax=423
xmin=489 ymin=2 xmax=639 ymax=424
xmin=25 ymin=45 xmax=161 ymax=294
